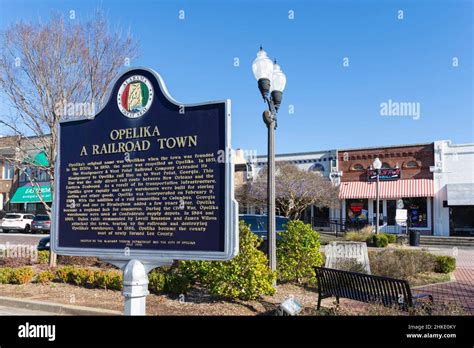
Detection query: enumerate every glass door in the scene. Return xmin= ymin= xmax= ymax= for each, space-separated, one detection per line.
xmin=385 ymin=200 xmax=397 ymax=233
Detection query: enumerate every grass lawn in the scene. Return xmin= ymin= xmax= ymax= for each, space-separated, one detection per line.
xmin=409 ymin=272 xmax=452 ymax=287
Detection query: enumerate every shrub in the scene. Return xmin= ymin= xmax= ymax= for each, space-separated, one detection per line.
xmin=177 ymin=260 xmax=212 ymax=284
xmin=93 ymin=269 xmax=122 ymax=290
xmin=164 ymin=268 xmax=192 ymax=295
xmin=9 ymin=267 xmax=34 ymax=284
xmin=344 ymin=226 xmax=373 ymax=242
xmin=55 ymin=266 xmax=122 ymax=290
xmin=369 ymin=249 xmax=437 ymax=279
xmin=75 ymin=268 xmax=96 ymax=287
xmin=332 ymin=258 xmax=368 ymax=273
xmin=434 ymin=256 xmax=456 ymax=274
xmin=56 ymin=266 xmax=75 ymax=283
xmin=382 ymin=233 xmax=397 ymax=244
xmin=277 ymin=220 xmax=323 ymax=283
xmin=37 ymin=250 xmax=50 ymax=264
xmin=37 ymin=269 xmax=55 ymax=284
xmin=148 ymin=270 xmax=166 ymax=294
xmin=205 ymin=221 xmax=276 ymax=300
xmin=103 ymin=270 xmax=122 ymax=290
xmin=368 ymin=234 xmax=389 ymax=248
xmin=0 ymin=267 xmax=13 ymax=284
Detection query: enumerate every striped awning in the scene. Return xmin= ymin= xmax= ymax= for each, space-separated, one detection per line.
xmin=339 ymin=179 xmax=434 ymax=199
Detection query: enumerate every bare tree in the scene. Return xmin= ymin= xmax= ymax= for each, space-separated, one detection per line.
xmin=237 ymin=163 xmax=339 ymax=220
xmin=0 ymin=11 xmax=139 ymax=266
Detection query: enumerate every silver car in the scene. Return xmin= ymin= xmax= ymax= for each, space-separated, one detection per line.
xmin=31 ymin=214 xmax=51 ymax=234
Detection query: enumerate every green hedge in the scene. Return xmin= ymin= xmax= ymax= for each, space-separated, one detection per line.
xmin=382 ymin=233 xmax=397 ymax=244
xmin=0 ymin=267 xmax=34 ymax=284
xmin=434 ymin=256 xmax=456 ymax=273
xmin=55 ymin=266 xmax=123 ymax=290
xmin=203 ymin=221 xmax=276 ymax=300
xmin=37 ymin=250 xmax=50 ymax=264
xmin=0 ymin=267 xmax=13 ymax=284
xmin=276 ymin=220 xmax=323 ymax=283
xmin=368 ymin=234 xmax=389 ymax=248
xmin=36 ymin=269 xmax=55 ymax=284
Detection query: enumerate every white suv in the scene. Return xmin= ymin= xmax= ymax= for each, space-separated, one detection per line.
xmin=1 ymin=213 xmax=35 ymax=233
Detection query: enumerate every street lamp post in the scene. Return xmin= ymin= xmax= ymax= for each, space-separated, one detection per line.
xmin=373 ymin=157 xmax=382 ymax=234
xmin=252 ymin=47 xmax=287 ymax=272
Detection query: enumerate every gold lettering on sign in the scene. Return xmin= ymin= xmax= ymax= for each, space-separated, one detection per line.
xmin=64 ymin=136 xmax=220 ymax=248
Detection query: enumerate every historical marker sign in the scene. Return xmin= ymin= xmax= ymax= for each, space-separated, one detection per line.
xmin=51 ymin=68 xmax=238 ymax=261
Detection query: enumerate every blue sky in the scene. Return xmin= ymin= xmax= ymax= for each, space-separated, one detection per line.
xmin=0 ymin=0 xmax=472 ymax=156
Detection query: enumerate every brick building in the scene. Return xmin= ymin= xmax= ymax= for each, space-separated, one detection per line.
xmin=337 ymin=143 xmax=435 ymax=234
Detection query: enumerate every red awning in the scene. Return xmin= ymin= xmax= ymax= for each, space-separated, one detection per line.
xmin=339 ymin=179 xmax=434 ymax=199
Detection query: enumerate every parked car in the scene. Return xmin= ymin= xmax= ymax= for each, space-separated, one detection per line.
xmin=37 ymin=236 xmax=50 ymax=251
xmin=239 ymin=214 xmax=289 ymax=240
xmin=1 ymin=213 xmax=35 ymax=233
xmin=31 ymin=214 xmax=51 ymax=234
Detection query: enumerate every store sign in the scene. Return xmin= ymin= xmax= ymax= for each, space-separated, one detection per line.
xmin=51 ymin=68 xmax=238 ymax=261
xmin=395 ymin=209 xmax=407 ymax=223
xmin=367 ymin=167 xmax=401 ymax=182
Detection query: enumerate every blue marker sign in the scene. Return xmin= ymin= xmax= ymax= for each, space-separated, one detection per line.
xmin=51 ymin=68 xmax=238 ymax=261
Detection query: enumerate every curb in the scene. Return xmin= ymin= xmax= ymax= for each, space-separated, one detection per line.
xmin=0 ymin=296 xmax=122 ymax=316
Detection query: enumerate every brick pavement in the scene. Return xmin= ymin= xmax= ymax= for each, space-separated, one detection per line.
xmin=412 ymin=247 xmax=474 ymax=314
xmin=320 ymin=246 xmax=474 ymax=315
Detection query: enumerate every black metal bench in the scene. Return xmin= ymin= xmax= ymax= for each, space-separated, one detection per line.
xmin=314 ymin=266 xmax=433 ymax=314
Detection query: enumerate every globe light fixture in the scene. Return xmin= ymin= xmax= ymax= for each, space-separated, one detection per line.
xmin=252 ymin=47 xmax=274 ymax=98
xmin=373 ymin=157 xmax=382 ymax=170
xmin=270 ymin=60 xmax=286 ymax=110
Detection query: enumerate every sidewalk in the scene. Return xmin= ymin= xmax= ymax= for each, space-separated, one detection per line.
xmin=0 ymin=296 xmax=121 ymax=316
xmin=413 ymin=246 xmax=474 ymax=314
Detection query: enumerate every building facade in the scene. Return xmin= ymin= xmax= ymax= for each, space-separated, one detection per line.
xmin=0 ymin=135 xmax=52 ymax=214
xmin=0 ymin=136 xmax=18 ymax=212
xmin=338 ymin=143 xmax=435 ymax=234
xmin=433 ymin=140 xmax=474 ymax=236
xmin=245 ymin=149 xmax=340 ymax=228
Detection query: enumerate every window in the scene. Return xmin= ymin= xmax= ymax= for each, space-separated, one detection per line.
xmin=346 ymin=199 xmax=369 ymax=223
xmin=20 ymin=167 xmax=31 ymax=183
xmin=2 ymin=162 xmax=14 ymax=179
xmin=402 ymin=197 xmax=428 ymax=227
xmin=352 ymin=164 xmax=364 ymax=171
xmin=311 ymin=164 xmax=325 ymax=173
xmin=34 ymin=215 xmax=50 ymax=221
xmin=406 ymin=161 xmax=418 ymax=168
xmin=37 ymin=169 xmax=49 ymax=182
xmin=5 ymin=214 xmax=22 ymax=219
xmin=382 ymin=162 xmax=391 ymax=168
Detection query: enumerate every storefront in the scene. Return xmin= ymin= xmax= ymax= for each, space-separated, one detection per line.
xmin=446 ymin=183 xmax=474 ymax=236
xmin=339 ymin=178 xmax=434 ymax=233
xmin=433 ymin=140 xmax=474 ymax=236
xmin=10 ymin=183 xmax=52 ymax=214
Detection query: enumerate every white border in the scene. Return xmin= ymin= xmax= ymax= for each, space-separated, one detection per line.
xmin=51 ymin=67 xmax=238 ymax=261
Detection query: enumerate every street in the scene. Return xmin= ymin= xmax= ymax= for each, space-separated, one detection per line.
xmin=0 ymin=305 xmax=56 ymax=315
xmin=0 ymin=232 xmax=48 ymax=248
